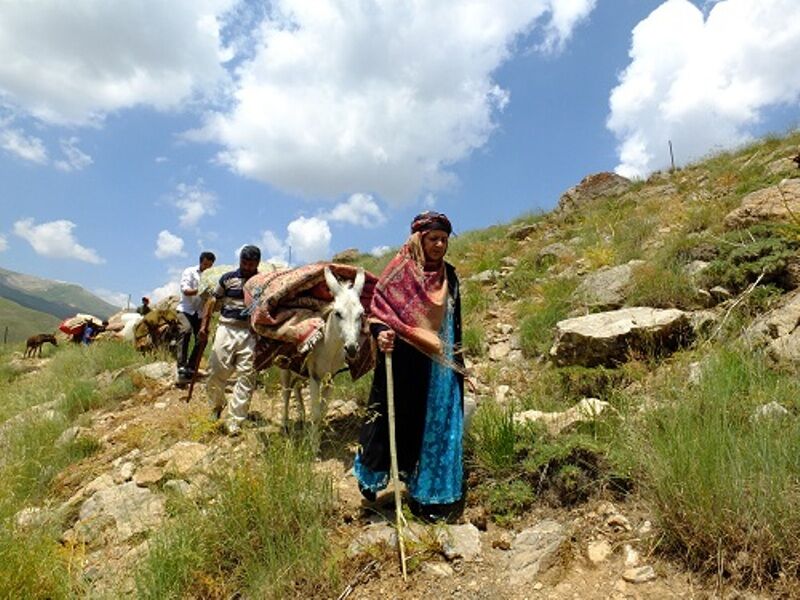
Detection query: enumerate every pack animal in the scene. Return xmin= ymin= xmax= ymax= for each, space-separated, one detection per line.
xmin=25 ymin=333 xmax=57 ymax=358
xmin=280 ymin=267 xmax=366 ymax=446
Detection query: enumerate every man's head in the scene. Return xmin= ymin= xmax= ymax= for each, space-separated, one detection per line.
xmin=141 ymin=296 xmax=150 ymax=305
xmin=239 ymin=245 xmax=261 ymax=277
xmin=199 ymin=251 xmax=216 ymax=272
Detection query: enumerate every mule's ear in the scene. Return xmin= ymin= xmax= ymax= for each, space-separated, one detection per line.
xmin=324 ymin=266 xmax=341 ymax=295
xmin=353 ymin=267 xmax=365 ymax=296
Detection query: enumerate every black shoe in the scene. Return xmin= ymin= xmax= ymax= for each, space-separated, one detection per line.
xmin=358 ymin=483 xmax=377 ymax=502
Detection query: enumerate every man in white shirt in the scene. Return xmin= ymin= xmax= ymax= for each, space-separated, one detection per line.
xmin=176 ymin=251 xmax=216 ymax=385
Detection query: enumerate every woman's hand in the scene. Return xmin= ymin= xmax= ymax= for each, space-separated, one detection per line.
xmin=377 ymin=329 xmax=395 ymax=353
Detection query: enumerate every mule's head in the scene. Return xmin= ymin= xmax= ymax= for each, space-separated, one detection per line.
xmin=324 ymin=266 xmax=365 ymax=359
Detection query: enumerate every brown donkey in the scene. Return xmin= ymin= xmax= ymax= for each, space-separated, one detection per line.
xmin=25 ymin=333 xmax=58 ymax=358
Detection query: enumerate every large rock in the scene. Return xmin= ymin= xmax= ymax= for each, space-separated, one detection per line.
xmin=135 ymin=361 xmax=173 ymax=381
xmin=73 ymin=482 xmax=165 ymax=545
xmin=438 ymin=523 xmax=482 ymax=562
xmin=573 ymin=260 xmax=645 ymax=309
xmin=507 ymin=520 xmax=566 ymax=584
xmin=514 ymin=398 xmax=610 ymax=436
xmin=550 ymin=307 xmax=693 ymax=367
xmin=147 ymin=441 xmax=210 ymax=477
xmin=557 ymin=172 xmax=632 ymax=214
xmin=723 ymin=178 xmax=800 ymax=229
xmin=746 ymin=288 xmax=800 ymax=363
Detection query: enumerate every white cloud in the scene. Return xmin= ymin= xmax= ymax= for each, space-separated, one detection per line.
xmin=370 ymin=245 xmax=392 ymax=257
xmin=94 ymin=288 xmax=129 ymax=309
xmin=13 ymin=218 xmax=104 ymax=264
xmin=155 ymin=229 xmax=186 ymax=259
xmin=150 ymin=280 xmax=180 ymax=304
xmin=173 ymin=180 xmax=217 ymax=228
xmin=1 ymin=128 xmax=48 ymax=164
xmin=54 ymin=137 xmax=93 ymax=172
xmin=155 ymin=156 xmax=169 ymax=163
xmin=260 ymin=229 xmax=287 ymax=261
xmin=0 ymin=0 xmax=235 ymax=126
xmin=321 ymin=193 xmax=386 ymax=228
xmin=538 ymin=0 xmax=597 ymax=52
xmin=193 ymin=0 xmax=596 ymax=203
xmin=286 ymin=216 xmax=332 ymax=264
xmin=0 ymin=235 xmax=7 ymax=252
xmin=608 ymin=0 xmax=800 ymax=178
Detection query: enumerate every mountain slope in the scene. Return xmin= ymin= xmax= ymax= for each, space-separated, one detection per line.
xmin=0 ymin=267 xmax=118 ymax=320
xmin=0 ymin=296 xmax=61 ymax=343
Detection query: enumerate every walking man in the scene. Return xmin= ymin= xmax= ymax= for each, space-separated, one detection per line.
xmin=176 ymin=251 xmax=216 ymax=386
xmin=200 ymin=245 xmax=260 ymax=436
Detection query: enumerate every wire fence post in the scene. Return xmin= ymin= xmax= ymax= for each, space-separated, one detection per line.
xmin=669 ymin=140 xmax=676 ymax=172
xmin=3 ymin=326 xmax=7 ymax=345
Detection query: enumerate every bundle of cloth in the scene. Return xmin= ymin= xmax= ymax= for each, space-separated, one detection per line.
xmin=59 ymin=313 xmax=103 ymax=336
xmin=199 ymin=261 xmax=284 ymax=298
xmin=133 ymin=308 xmax=178 ymax=351
xmin=243 ymin=262 xmax=377 ymax=379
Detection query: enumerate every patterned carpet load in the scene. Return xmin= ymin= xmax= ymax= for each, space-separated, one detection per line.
xmin=243 ymin=263 xmax=378 ymax=378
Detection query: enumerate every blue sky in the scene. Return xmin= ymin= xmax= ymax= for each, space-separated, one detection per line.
xmin=0 ymin=0 xmax=798 ymax=307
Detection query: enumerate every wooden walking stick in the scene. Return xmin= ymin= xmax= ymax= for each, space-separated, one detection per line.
xmin=385 ymin=350 xmax=408 ymax=581
xmin=184 ymin=336 xmax=207 ymax=403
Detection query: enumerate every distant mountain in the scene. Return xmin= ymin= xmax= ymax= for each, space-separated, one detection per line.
xmin=0 ymin=296 xmax=61 ymax=344
xmin=0 ymin=267 xmax=119 ymax=321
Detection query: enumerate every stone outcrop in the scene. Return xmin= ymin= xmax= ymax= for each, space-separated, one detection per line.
xmin=746 ymin=288 xmax=800 ymax=363
xmin=573 ymin=260 xmax=644 ymax=310
xmin=514 ymin=398 xmax=611 ymax=436
xmin=332 ymin=248 xmax=360 ymax=263
xmin=557 ymin=172 xmax=632 ymax=214
xmin=550 ymin=307 xmax=693 ymax=367
xmin=723 ymin=178 xmax=800 ymax=229
xmin=507 ymin=519 xmax=566 ymax=584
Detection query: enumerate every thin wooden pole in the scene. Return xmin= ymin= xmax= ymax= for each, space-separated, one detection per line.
xmin=385 ymin=351 xmax=408 ymax=581
xmin=669 ymin=140 xmax=676 ymax=172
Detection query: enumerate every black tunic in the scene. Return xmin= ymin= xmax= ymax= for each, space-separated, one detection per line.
xmin=357 ymin=262 xmax=464 ymax=474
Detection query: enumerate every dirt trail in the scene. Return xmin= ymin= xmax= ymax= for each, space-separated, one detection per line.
xmin=20 ymin=358 xmax=763 ymax=599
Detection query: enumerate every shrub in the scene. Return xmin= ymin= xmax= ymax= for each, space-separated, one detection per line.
xmin=636 ymin=347 xmax=800 ymax=585
xmin=701 ymin=224 xmax=800 ymax=292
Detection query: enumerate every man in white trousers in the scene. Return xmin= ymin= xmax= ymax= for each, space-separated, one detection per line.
xmin=199 ymin=245 xmax=260 ymax=436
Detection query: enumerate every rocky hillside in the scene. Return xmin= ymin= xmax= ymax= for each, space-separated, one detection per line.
xmin=2 ymin=130 xmax=800 ymax=599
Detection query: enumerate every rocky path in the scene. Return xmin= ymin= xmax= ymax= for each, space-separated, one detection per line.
xmin=9 ymin=358 xmax=765 ymax=599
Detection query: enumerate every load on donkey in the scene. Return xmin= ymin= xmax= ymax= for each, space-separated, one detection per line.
xmin=242 ymin=262 xmax=378 ymax=440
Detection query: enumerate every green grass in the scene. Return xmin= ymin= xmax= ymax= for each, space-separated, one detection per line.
xmin=517 ymin=277 xmax=579 ymax=358
xmin=634 ymin=346 xmax=800 ymax=584
xmin=135 ymin=438 xmax=337 ymax=599
xmin=0 ymin=341 xmax=142 ymax=599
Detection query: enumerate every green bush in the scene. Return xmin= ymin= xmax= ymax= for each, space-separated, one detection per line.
xmin=636 ymin=347 xmax=800 ymax=584
xmin=701 ymin=224 xmax=800 ymax=292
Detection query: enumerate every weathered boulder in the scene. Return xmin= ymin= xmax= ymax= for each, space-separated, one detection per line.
xmin=146 ymin=441 xmax=210 ymax=477
xmin=507 ymin=519 xmax=566 ymax=584
xmin=508 ymin=223 xmax=540 ymax=240
xmin=550 ymin=307 xmax=693 ymax=367
xmin=438 ymin=523 xmax=482 ymax=562
xmin=135 ymin=361 xmax=173 ymax=381
xmin=536 ymin=242 xmax=575 ymax=266
xmin=746 ymin=288 xmax=800 ymax=363
xmin=71 ymin=482 xmax=165 ymax=546
xmin=332 ymin=248 xmax=360 ymax=263
xmin=573 ymin=260 xmax=645 ymax=309
xmin=514 ymin=398 xmax=610 ymax=436
xmin=557 ymin=172 xmax=632 ymax=214
xmin=723 ymin=179 xmax=800 ymax=229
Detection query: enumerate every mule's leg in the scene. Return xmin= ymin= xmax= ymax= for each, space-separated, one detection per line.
xmin=308 ymin=376 xmax=323 ymax=452
xmin=279 ymin=368 xmax=292 ymax=432
xmin=294 ymin=379 xmax=305 ymax=424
